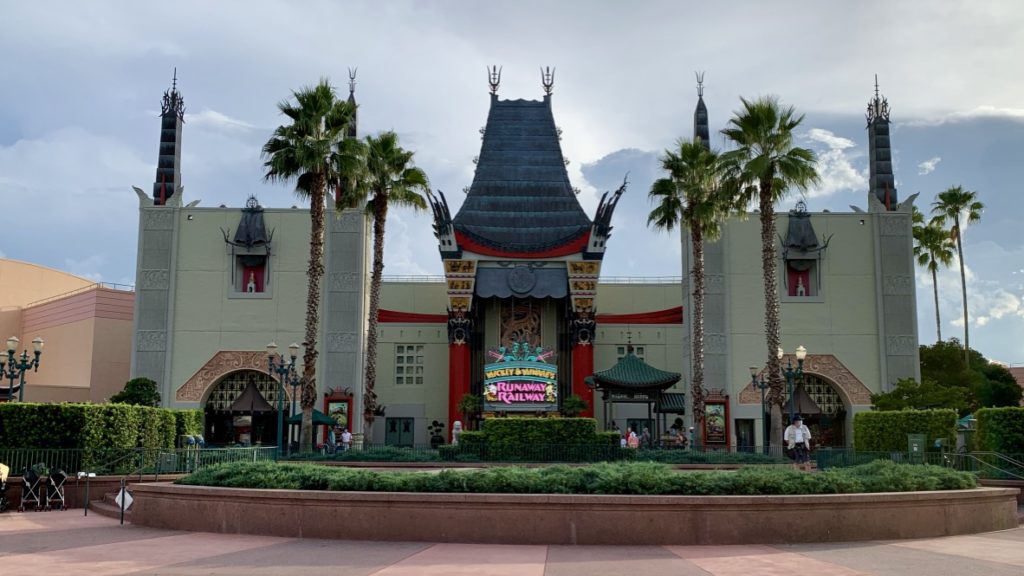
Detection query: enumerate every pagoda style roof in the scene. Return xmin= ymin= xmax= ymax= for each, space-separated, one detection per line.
xmin=452 ymin=95 xmax=591 ymax=256
xmin=585 ymin=349 xmax=682 ymax=391
xmin=228 ymin=379 xmax=273 ymax=413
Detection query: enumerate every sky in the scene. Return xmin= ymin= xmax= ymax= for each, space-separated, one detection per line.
xmin=1 ymin=1 xmax=1023 ymax=364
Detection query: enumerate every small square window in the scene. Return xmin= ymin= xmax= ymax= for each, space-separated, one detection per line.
xmin=396 ymin=376 xmax=404 ymax=385
xmin=617 ymin=346 xmax=625 ymax=355
xmin=636 ymin=347 xmax=645 ymax=356
xmin=396 ymin=366 xmax=404 ymax=375
xmin=416 ymin=356 xmax=424 ymax=365
xmin=396 ymin=357 xmax=404 ymax=365
xmin=406 ymin=355 xmax=414 ymax=364
xmin=416 ymin=366 xmax=424 ymax=375
xmin=415 ymin=376 xmax=424 ymax=385
xmin=416 ymin=345 xmax=424 ymax=353
xmin=397 ymin=345 xmax=405 ymax=354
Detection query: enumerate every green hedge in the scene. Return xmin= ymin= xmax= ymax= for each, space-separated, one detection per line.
xmin=975 ymin=407 xmax=1024 ymax=453
xmin=480 ymin=418 xmax=608 ymax=445
xmin=179 ymin=459 xmax=976 ymax=495
xmin=0 ymin=403 xmax=203 ymax=467
xmin=172 ymin=409 xmax=205 ymax=441
xmin=853 ymin=409 xmax=958 ymax=452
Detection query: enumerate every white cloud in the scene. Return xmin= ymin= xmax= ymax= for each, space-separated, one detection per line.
xmin=905 ymin=106 xmax=1024 ymax=127
xmin=184 ymin=109 xmax=256 ymax=132
xmin=917 ymin=156 xmax=941 ymax=175
xmin=802 ymin=128 xmax=866 ymax=198
xmin=64 ymin=254 xmax=105 ymax=283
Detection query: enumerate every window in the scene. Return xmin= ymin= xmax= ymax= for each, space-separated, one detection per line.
xmin=395 ymin=344 xmax=425 ymax=385
xmin=616 ymin=345 xmax=644 ymax=361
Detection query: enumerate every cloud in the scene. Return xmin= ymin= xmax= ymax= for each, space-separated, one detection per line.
xmin=184 ymin=109 xmax=256 ymax=132
xmin=905 ymin=106 xmax=1024 ymax=127
xmin=917 ymin=156 xmax=941 ymax=175
xmin=802 ymin=128 xmax=866 ymax=198
xmin=64 ymin=254 xmax=105 ymax=283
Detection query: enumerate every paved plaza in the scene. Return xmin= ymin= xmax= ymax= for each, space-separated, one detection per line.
xmin=1 ymin=512 xmax=1023 ymax=575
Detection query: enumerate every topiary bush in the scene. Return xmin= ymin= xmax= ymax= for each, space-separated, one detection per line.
xmin=853 ymin=409 xmax=958 ymax=452
xmin=974 ymin=407 xmax=1024 ymax=453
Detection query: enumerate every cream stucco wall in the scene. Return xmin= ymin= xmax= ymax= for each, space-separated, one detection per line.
xmin=0 ymin=259 xmax=95 ymax=308
xmin=168 ymin=207 xmax=310 ymax=405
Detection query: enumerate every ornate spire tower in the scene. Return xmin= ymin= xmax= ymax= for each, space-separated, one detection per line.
xmin=153 ymin=69 xmax=185 ymax=206
xmin=693 ymin=72 xmax=710 ymax=148
xmin=346 ymin=67 xmax=358 ymax=139
xmin=866 ymin=75 xmax=897 ymax=210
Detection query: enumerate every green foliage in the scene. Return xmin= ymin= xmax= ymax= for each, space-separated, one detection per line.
xmin=172 ymin=409 xmax=205 ymax=440
xmin=480 ymin=418 xmax=605 ymax=445
xmin=179 ymin=460 xmax=975 ymax=495
xmin=853 ymin=409 xmax=958 ymax=452
xmin=870 ymin=378 xmax=969 ymax=413
xmin=975 ymin=407 xmax=1024 ymax=453
xmin=0 ymin=403 xmax=202 ymax=468
xmin=457 ymin=393 xmax=482 ymax=415
xmin=109 ymin=377 xmax=161 ymax=406
xmin=559 ymin=395 xmax=589 ymax=418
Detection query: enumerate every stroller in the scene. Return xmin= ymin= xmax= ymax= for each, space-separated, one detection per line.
xmin=0 ymin=463 xmax=9 ymax=512
xmin=46 ymin=468 xmax=67 ymax=511
xmin=19 ymin=465 xmax=43 ymax=512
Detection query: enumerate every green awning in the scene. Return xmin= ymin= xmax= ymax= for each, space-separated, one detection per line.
xmin=287 ymin=409 xmax=337 ymax=426
xmin=656 ymin=393 xmax=687 ymax=413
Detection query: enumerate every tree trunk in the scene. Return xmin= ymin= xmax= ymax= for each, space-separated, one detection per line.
xmin=363 ymin=194 xmax=388 ymax=443
xmin=300 ymin=178 xmax=326 ymax=453
xmin=932 ymin=267 xmax=942 ymax=342
xmin=759 ymin=182 xmax=785 ymax=448
xmin=954 ymin=215 xmax=969 ymax=362
xmin=690 ymin=226 xmax=706 ymax=449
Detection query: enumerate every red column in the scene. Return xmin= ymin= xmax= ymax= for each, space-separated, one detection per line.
xmin=448 ymin=342 xmax=471 ymax=439
xmin=571 ymin=343 xmax=595 ymax=417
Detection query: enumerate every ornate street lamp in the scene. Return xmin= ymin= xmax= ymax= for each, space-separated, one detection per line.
xmin=749 ymin=366 xmax=770 ymax=452
xmin=1 ymin=336 xmax=43 ymax=402
xmin=266 ymin=342 xmax=300 ymax=458
xmin=778 ymin=345 xmax=807 ymax=425
xmin=287 ymin=363 xmax=301 ymax=454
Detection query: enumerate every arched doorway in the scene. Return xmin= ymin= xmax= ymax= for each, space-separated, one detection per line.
xmin=203 ymin=369 xmax=288 ymax=446
xmin=789 ymin=374 xmax=848 ymax=447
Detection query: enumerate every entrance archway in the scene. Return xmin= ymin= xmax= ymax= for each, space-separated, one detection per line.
xmin=786 ymin=374 xmax=848 ymax=447
xmin=203 ymin=369 xmax=288 ymax=446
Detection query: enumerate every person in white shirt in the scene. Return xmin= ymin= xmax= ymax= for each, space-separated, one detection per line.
xmin=340 ymin=428 xmax=353 ymax=451
xmin=784 ymin=415 xmax=812 ymax=471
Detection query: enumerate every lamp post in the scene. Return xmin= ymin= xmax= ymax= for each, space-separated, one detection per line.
xmin=287 ymin=364 xmax=301 ymax=454
xmin=1 ymin=336 xmax=43 ymax=402
xmin=267 ymin=342 xmax=300 ymax=458
xmin=778 ymin=345 xmax=807 ymax=425
xmin=749 ymin=366 xmax=770 ymax=453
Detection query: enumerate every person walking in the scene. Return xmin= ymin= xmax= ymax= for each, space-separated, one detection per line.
xmin=784 ymin=415 xmax=812 ymax=471
xmin=340 ymin=427 xmax=353 ymax=451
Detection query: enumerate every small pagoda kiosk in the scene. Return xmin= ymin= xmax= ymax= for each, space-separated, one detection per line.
xmin=585 ymin=346 xmax=682 ymax=440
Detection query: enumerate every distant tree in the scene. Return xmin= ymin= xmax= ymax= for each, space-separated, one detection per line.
xmin=912 ymin=206 xmax=955 ymax=341
xmin=110 ymin=377 xmax=161 ymax=407
xmin=930 ymin=186 xmax=984 ymax=361
xmin=870 ymin=377 xmax=969 ymax=414
xmin=975 ymin=363 xmax=1023 ymax=408
xmin=456 ymin=393 xmax=483 ymax=430
xmin=560 ymin=394 xmax=590 ymax=418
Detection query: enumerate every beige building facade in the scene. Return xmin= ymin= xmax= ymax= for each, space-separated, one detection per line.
xmin=0 ymin=259 xmax=133 ymax=403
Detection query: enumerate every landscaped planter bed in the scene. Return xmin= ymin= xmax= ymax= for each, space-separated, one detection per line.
xmin=126 ymin=461 xmax=1020 ymax=544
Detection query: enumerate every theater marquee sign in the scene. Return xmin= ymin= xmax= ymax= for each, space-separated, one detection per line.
xmin=483 ymin=342 xmax=558 ymax=412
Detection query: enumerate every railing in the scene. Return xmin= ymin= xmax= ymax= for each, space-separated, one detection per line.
xmin=381 ymin=275 xmax=684 ymax=285
xmin=0 ymin=446 xmax=276 ymax=477
xmin=816 ymin=449 xmax=1024 ymax=480
xmin=24 ymin=281 xmax=135 ymax=308
xmin=284 ymin=443 xmax=790 ymax=465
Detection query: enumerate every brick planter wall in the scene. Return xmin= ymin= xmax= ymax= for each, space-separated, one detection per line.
xmin=131 ymin=483 xmax=1020 ymax=545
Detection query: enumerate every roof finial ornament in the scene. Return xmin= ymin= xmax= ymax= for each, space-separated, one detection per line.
xmin=874 ymin=73 xmax=879 ymax=100
xmin=541 ymin=66 xmax=555 ymax=95
xmin=696 ymin=71 xmax=705 ymax=98
xmin=172 ymin=67 xmax=178 ymax=92
xmin=488 ymin=65 xmax=502 ymax=95
xmin=626 ymin=329 xmax=634 ymax=353
xmin=160 ymin=68 xmax=185 ymax=120
xmin=348 ymin=67 xmax=357 ymax=95
xmin=866 ymin=74 xmax=890 ymax=124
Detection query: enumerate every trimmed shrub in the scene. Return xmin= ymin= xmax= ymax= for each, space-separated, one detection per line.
xmin=0 ymin=402 xmax=202 ymax=468
xmin=178 ymin=460 xmax=976 ymax=495
xmin=172 ymin=409 xmax=205 ymax=440
xmin=480 ymin=418 xmax=604 ymax=445
xmin=975 ymin=407 xmax=1024 ymax=453
xmin=853 ymin=409 xmax=958 ymax=452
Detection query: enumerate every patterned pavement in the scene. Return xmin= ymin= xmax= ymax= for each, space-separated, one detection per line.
xmin=1 ymin=512 xmax=1023 ymax=575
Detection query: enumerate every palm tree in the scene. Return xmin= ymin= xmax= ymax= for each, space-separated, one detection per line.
xmin=335 ymin=131 xmax=429 ymax=441
xmin=720 ymin=96 xmax=819 ymax=449
xmin=931 ymin=186 xmax=983 ymax=362
xmin=262 ymin=79 xmax=355 ymax=452
xmin=912 ymin=206 xmax=956 ymax=342
xmin=648 ymin=138 xmax=734 ymax=447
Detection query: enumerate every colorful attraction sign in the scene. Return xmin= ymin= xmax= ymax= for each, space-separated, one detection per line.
xmin=483 ymin=342 xmax=558 ymax=412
